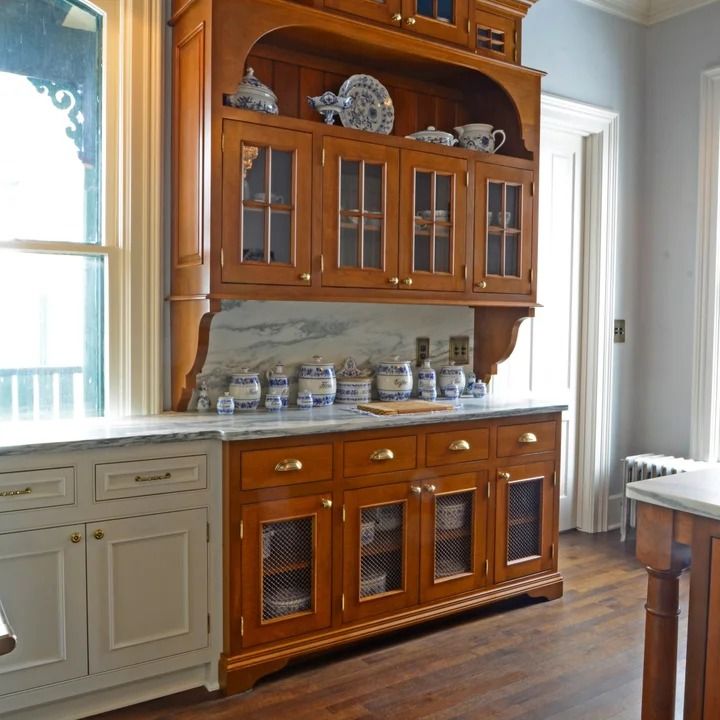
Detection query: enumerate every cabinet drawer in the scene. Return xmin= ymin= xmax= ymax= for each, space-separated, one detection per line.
xmin=496 ymin=421 xmax=557 ymax=458
xmin=95 ymin=455 xmax=207 ymax=500
xmin=343 ymin=436 xmax=417 ymax=478
xmin=0 ymin=467 xmax=75 ymax=512
xmin=241 ymin=444 xmax=333 ymax=489
xmin=425 ymin=427 xmax=490 ymax=467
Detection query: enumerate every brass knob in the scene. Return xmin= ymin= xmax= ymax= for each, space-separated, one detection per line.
xmin=405 ymin=16 xmax=417 ymax=25
xmin=299 ymin=272 xmax=311 ymax=282
xmin=448 ymin=439 xmax=471 ymax=452
xmin=402 ymin=277 xmax=413 ymax=286
xmin=476 ymin=280 xmax=487 ymax=290
xmin=70 ymin=532 xmax=82 ymax=544
xmin=518 ymin=432 xmax=538 ymax=444
xmin=321 ymin=498 xmax=333 ymax=509
xmin=388 ymin=277 xmax=400 ymax=286
xmin=391 ymin=12 xmax=402 ymax=22
xmin=424 ymin=484 xmax=437 ymax=493
xmin=410 ymin=485 xmax=422 ymax=495
xmin=275 ymin=458 xmax=303 ymax=472
xmin=498 ymin=471 xmax=511 ymax=481
xmin=94 ymin=529 xmax=105 ymax=540
xmin=370 ymin=448 xmax=395 ymax=462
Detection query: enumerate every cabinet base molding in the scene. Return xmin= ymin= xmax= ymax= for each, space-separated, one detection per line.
xmin=221 ymin=572 xmax=563 ymax=694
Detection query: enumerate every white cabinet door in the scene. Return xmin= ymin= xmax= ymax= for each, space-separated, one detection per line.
xmin=0 ymin=525 xmax=88 ymax=695
xmin=86 ymin=509 xmax=208 ymax=673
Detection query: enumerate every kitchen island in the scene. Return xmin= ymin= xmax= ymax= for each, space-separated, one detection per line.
xmin=627 ymin=471 xmax=720 ymax=719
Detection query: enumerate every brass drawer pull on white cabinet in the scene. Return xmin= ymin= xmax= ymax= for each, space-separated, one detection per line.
xmin=134 ymin=472 xmax=172 ymax=483
xmin=274 ymin=459 xmax=303 ymax=473
xmin=70 ymin=532 xmax=82 ymax=544
xmin=518 ymin=432 xmax=538 ymax=444
xmin=94 ymin=529 xmax=105 ymax=540
xmin=448 ymin=440 xmax=470 ymax=452
xmin=370 ymin=448 xmax=395 ymax=462
xmin=0 ymin=487 xmax=32 ymax=497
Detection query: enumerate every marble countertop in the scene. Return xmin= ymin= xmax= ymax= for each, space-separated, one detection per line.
xmin=0 ymin=396 xmax=565 ymax=457
xmin=626 ymin=468 xmax=720 ymax=521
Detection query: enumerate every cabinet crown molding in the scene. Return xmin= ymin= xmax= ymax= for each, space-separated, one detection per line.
xmin=571 ymin=0 xmax=719 ymax=24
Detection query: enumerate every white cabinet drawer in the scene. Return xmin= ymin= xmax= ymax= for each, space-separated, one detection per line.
xmin=0 ymin=467 xmax=75 ymax=512
xmin=95 ymin=455 xmax=207 ymax=501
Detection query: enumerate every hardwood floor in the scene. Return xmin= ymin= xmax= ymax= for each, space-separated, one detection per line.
xmin=90 ymin=531 xmax=688 ymax=719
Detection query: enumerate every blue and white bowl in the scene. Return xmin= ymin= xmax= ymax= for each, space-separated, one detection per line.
xmin=376 ymin=357 xmax=413 ymax=401
xmin=298 ymin=356 xmax=336 ymax=407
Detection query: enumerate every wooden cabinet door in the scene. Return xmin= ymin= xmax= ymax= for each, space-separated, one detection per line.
xmin=322 ymin=137 xmax=400 ymax=289
xmin=473 ymin=9 xmax=519 ymax=64
xmin=494 ymin=461 xmax=556 ymax=583
xmin=241 ymin=494 xmax=333 ymax=647
xmin=342 ymin=482 xmax=421 ymax=623
xmin=399 ymin=150 xmax=467 ymax=292
xmin=324 ymin=0 xmax=402 ymax=24
xmin=419 ymin=472 xmax=489 ymax=603
xmin=86 ymin=509 xmax=209 ymax=672
xmin=0 ymin=525 xmax=87 ymax=695
xmin=222 ymin=121 xmax=312 ymax=286
xmin=402 ymin=0 xmax=469 ymax=45
xmin=473 ymin=164 xmax=534 ymax=296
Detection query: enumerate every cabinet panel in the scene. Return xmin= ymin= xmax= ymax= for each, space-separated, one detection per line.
xmin=241 ymin=444 xmax=333 ymax=489
xmin=0 ymin=525 xmax=87 ymax=695
xmin=496 ymin=420 xmax=557 ymax=458
xmin=86 ymin=509 xmax=209 ymax=673
xmin=425 ymin=427 xmax=489 ymax=467
xmin=402 ymin=0 xmax=470 ymax=45
xmin=0 ymin=466 xmax=75 ymax=512
xmin=473 ymin=8 xmax=518 ymax=63
xmin=343 ymin=435 xmax=417 ymax=478
xmin=324 ymin=0 xmax=402 ymax=24
xmin=222 ymin=121 xmax=312 ymax=286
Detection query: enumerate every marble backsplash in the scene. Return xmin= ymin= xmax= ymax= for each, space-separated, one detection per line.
xmin=194 ymin=300 xmax=475 ymax=406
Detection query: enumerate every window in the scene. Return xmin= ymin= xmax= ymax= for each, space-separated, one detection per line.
xmin=0 ymin=0 xmax=163 ymax=420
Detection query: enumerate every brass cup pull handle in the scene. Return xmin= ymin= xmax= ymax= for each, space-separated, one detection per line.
xmin=388 ymin=277 xmax=400 ymax=286
xmin=299 ymin=272 xmax=311 ymax=282
xmin=134 ymin=472 xmax=171 ymax=483
xmin=70 ymin=532 xmax=82 ymax=544
xmin=424 ymin=484 xmax=437 ymax=493
xmin=370 ymin=448 xmax=395 ymax=462
xmin=402 ymin=277 xmax=413 ymax=286
xmin=391 ymin=12 xmax=402 ymax=22
xmin=410 ymin=485 xmax=422 ymax=495
xmin=518 ymin=432 xmax=538 ymax=444
xmin=448 ymin=439 xmax=471 ymax=452
xmin=497 ymin=471 xmax=511 ymax=481
xmin=476 ymin=280 xmax=487 ymax=290
xmin=321 ymin=498 xmax=332 ymax=509
xmin=0 ymin=487 xmax=32 ymax=498
xmin=405 ymin=16 xmax=416 ymax=25
xmin=275 ymin=459 xmax=303 ymax=473
xmin=94 ymin=529 xmax=105 ymax=540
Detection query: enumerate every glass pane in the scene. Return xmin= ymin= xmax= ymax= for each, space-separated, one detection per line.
xmin=434 ymin=226 xmax=450 ymax=274
xmin=364 ymin=163 xmax=383 ymax=213
xmin=242 ymin=207 xmax=265 ymax=262
xmin=340 ymin=224 xmax=359 ymax=267
xmin=435 ymin=174 xmax=451 ymax=217
xmin=341 ymin=159 xmax=360 ymax=211
xmin=246 ymin=146 xmax=267 ymax=200
xmin=360 ymin=504 xmax=404 ymax=598
xmin=414 ymin=222 xmax=431 ymax=272
xmin=437 ymin=0 xmax=454 ymax=23
xmin=415 ymin=171 xmax=432 ymax=217
xmin=416 ymin=0 xmax=433 ymax=17
xmin=506 ymin=479 xmax=542 ymax=563
xmin=0 ymin=1 xmax=102 ymax=245
xmin=363 ymin=218 xmax=382 ymax=269
xmin=0 ymin=251 xmax=104 ymax=420
xmin=505 ymin=233 xmax=519 ymax=277
xmin=487 ymin=232 xmax=502 ymax=275
xmin=506 ymin=184 xmax=521 ymax=230
xmin=270 ymin=149 xmax=292 ymax=205
xmin=262 ymin=517 xmax=313 ymax=621
xmin=270 ymin=210 xmax=291 ymax=264
xmin=435 ymin=491 xmax=473 ymax=579
xmin=488 ymin=181 xmax=503 ymax=220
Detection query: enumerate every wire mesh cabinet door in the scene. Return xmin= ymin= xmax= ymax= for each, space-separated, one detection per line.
xmin=494 ymin=461 xmax=556 ymax=583
xmin=419 ymin=472 xmax=489 ymax=603
xmin=342 ymin=482 xmax=421 ymax=623
xmin=241 ymin=494 xmax=333 ymax=647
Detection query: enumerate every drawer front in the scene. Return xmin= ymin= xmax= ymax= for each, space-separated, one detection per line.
xmin=426 ymin=427 xmax=490 ymax=467
xmin=343 ymin=436 xmax=417 ymax=478
xmin=0 ymin=467 xmax=75 ymax=512
xmin=95 ymin=455 xmax=207 ymax=500
xmin=497 ymin=421 xmax=557 ymax=458
xmin=241 ymin=444 xmax=333 ymax=489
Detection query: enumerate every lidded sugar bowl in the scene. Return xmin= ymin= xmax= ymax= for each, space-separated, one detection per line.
xmin=229 ymin=367 xmax=262 ymax=410
xmin=376 ymin=356 xmax=413 ymax=401
xmin=438 ymin=361 xmax=466 ymax=396
xmin=298 ymin=356 xmax=336 ymax=407
xmin=226 ymin=67 xmax=279 ymax=115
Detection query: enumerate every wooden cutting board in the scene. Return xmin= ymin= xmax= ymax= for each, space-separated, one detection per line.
xmin=357 ymin=400 xmax=455 ymax=415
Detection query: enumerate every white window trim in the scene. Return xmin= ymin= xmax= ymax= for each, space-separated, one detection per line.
xmin=691 ymin=67 xmax=720 ymax=461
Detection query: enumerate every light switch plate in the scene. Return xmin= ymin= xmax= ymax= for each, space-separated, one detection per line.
xmin=416 ymin=337 xmax=430 ymax=366
xmin=449 ymin=336 xmax=469 ymax=364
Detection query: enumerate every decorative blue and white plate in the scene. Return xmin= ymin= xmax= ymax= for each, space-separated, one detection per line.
xmin=338 ymin=74 xmax=394 ymax=135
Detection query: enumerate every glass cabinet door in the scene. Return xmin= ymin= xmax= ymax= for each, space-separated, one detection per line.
xmin=342 ymin=483 xmax=420 ymax=622
xmin=401 ymin=0 xmax=469 ymax=44
xmin=241 ymin=494 xmax=333 ymax=647
xmin=324 ymin=0 xmax=403 ymax=24
xmin=221 ymin=121 xmax=312 ymax=286
xmin=474 ymin=164 xmax=534 ymax=296
xmin=399 ymin=150 xmax=467 ymax=293
xmin=322 ymin=138 xmax=399 ymax=289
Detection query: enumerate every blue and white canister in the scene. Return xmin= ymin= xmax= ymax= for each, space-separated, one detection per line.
xmin=229 ymin=368 xmax=262 ymax=410
xmin=297 ymin=390 xmax=314 ymax=409
xmin=376 ymin=356 xmax=413 ymax=401
xmin=417 ymin=359 xmax=436 ymax=396
xmin=216 ymin=392 xmax=235 ymax=415
xmin=438 ymin=362 xmax=466 ymax=396
xmin=265 ymin=394 xmax=282 ymax=412
xmin=336 ymin=356 xmax=373 ymax=405
xmin=298 ymin=356 xmax=336 ymax=407
xmin=472 ymin=379 xmax=488 ymax=398
xmin=266 ymin=363 xmax=289 ymax=407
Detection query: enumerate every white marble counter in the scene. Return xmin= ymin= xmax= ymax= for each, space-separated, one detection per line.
xmin=626 ymin=469 xmax=720 ymax=521
xmin=0 ymin=397 xmax=565 ymax=457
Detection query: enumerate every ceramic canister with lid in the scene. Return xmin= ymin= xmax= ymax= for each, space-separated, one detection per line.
xmin=266 ymin=363 xmax=289 ymax=407
xmin=298 ymin=356 xmax=336 ymax=406
xmin=376 ymin=356 xmax=413 ymax=401
xmin=417 ymin=359 xmax=436 ymax=394
xmin=229 ymin=368 xmax=261 ymax=410
xmin=335 ymin=357 xmax=373 ymax=405
xmin=438 ymin=362 xmax=466 ymax=396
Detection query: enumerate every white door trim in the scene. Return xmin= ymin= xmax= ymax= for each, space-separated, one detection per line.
xmin=690 ymin=67 xmax=720 ymax=462
xmin=542 ymin=94 xmax=619 ymax=533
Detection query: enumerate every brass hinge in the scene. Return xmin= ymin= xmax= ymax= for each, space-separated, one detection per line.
xmin=239 ymin=520 xmax=243 ymax=540
xmin=529 ymin=267 xmax=533 ymax=284
xmin=484 ymin=559 xmax=489 ymax=575
xmin=463 ymin=264 xmax=467 ymax=280
xmin=206 ymin=522 xmax=210 ymax=543
xmin=466 ymin=171 xmax=470 ymax=186
xmin=553 ymin=471 xmax=557 ymax=487
xmin=341 ymin=593 xmax=345 ymax=611
xmin=467 ymin=19 xmax=471 ymax=33
xmin=487 ymin=482 xmax=491 ymax=498
xmin=240 ymin=616 xmax=244 ymax=636
xmin=221 ymin=133 xmax=224 ymax=152
xmin=342 ymin=504 xmax=346 ymax=522
xmin=550 ymin=543 xmax=555 ymax=560
xmin=531 ymin=182 xmax=535 ymax=197
xmin=320 ymin=254 xmax=325 ymax=272
xmin=322 ymin=147 xmax=326 ymax=167
xmin=207 ymin=613 xmax=211 ymax=634
xmin=221 ymin=248 xmax=225 ymax=267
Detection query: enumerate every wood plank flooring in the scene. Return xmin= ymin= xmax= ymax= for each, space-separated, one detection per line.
xmin=90 ymin=531 xmax=688 ymax=720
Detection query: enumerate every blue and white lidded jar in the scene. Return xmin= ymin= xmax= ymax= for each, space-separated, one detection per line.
xmin=216 ymin=392 xmax=235 ymax=415
xmin=443 ymin=383 xmax=461 ymax=405
xmin=298 ymin=356 xmax=336 ymax=407
xmin=229 ymin=368 xmax=261 ymax=410
xmin=336 ymin=356 xmax=373 ymax=405
xmin=265 ymin=394 xmax=283 ymax=412
xmin=376 ymin=356 xmax=413 ymax=401
xmin=438 ymin=362 xmax=466 ymax=397
xmin=472 ymin=379 xmax=488 ymax=398
xmin=297 ymin=390 xmax=314 ymax=409
xmin=417 ymin=359 xmax=436 ymax=396
xmin=266 ymin=363 xmax=289 ymax=407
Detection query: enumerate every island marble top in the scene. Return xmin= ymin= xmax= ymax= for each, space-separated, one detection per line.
xmin=626 ymin=469 xmax=720 ymax=522
xmin=0 ymin=397 xmax=565 ymax=457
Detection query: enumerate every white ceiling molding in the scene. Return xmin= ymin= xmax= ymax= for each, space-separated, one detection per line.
xmin=571 ymin=0 xmax=720 ymax=24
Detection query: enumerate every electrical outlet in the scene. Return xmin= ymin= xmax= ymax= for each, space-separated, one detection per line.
xmin=614 ymin=320 xmax=626 ymax=343
xmin=449 ymin=335 xmax=469 ymax=364
xmin=416 ymin=337 xmax=430 ymax=366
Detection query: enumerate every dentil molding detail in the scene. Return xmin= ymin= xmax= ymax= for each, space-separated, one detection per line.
xmin=572 ymin=0 xmax=720 ymax=24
